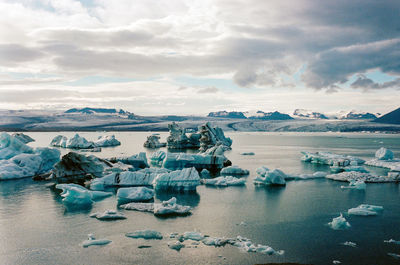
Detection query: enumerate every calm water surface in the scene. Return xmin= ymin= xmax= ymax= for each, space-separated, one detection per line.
xmin=1 ymin=132 xmax=400 ymax=265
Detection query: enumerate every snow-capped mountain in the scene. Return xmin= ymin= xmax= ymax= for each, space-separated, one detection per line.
xmin=293 ymin=109 xmax=328 ymax=119
xmin=246 ymin=111 xmax=293 ymax=120
xmin=207 ymin=111 xmax=247 ymax=119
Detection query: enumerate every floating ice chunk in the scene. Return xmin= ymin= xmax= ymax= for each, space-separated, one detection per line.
xmin=183 ymin=231 xmax=204 ymax=241
xmin=342 ymin=241 xmax=357 ymax=247
xmin=149 ymin=150 xmax=166 ymax=166
xmin=202 ymin=176 xmax=246 ymax=187
xmin=326 ymin=171 xmax=397 ymax=183
xmin=384 ymin=239 xmax=400 ymax=244
xmin=254 ymin=166 xmax=286 ymax=186
xmin=153 ymin=167 xmax=200 ymax=192
xmin=125 ymin=230 xmax=163 ymax=240
xmin=56 ymin=184 xmax=111 ymax=205
xmin=108 ymin=153 xmax=148 ymax=168
xmin=200 ymin=169 xmax=211 ymax=178
xmin=198 ymin=122 xmax=232 ymax=152
xmin=341 ymin=180 xmax=366 ymax=190
xmin=332 ymin=261 xmax=341 ymax=264
xmin=328 ymin=214 xmax=351 ymax=230
xmin=163 ymin=152 xmax=229 ymax=171
xmin=51 ymin=134 xmax=96 ymax=149
xmin=220 ymin=166 xmax=249 ymax=176
xmin=168 ymin=241 xmax=185 ymax=251
xmin=388 ymin=253 xmax=400 ymax=259
xmin=50 ymin=135 xmax=68 ymax=148
xmin=117 ymin=187 xmax=154 ymax=203
xmin=0 ymin=132 xmax=34 ymax=160
xmin=201 ymin=144 xmax=230 ymax=156
xmin=347 ymin=204 xmax=383 ymax=216
xmin=81 ymin=234 xmax=111 ymax=248
xmin=365 ymin=159 xmax=400 ymax=171
xmin=154 ymin=197 xmax=191 ymax=216
xmin=233 ymin=236 xmax=284 ymax=255
xmin=90 ymin=210 xmax=126 ymax=220
xmin=286 ymin=171 xmax=327 ymax=180
xmin=202 ymin=237 xmax=231 ymax=246
xmin=240 ymin=152 xmax=255 ymax=156
xmin=94 ymin=135 xmax=121 ymax=147
xmin=375 ymin=147 xmax=394 ymax=160
xmin=301 ymin=151 xmax=365 ymax=167
xmin=12 ymin=133 xmax=35 ymax=144
xmin=119 ymin=202 xmax=154 ymax=212
xmin=166 ymin=122 xmax=200 ymax=149
xmin=144 ymin=134 xmax=166 ymax=148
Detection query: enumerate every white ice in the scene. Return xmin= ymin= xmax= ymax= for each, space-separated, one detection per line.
xmin=388 ymin=253 xmax=400 ymax=259
xmin=81 ymin=234 xmax=111 ymax=248
xmin=0 ymin=132 xmax=34 ymax=160
xmin=144 ymin=134 xmax=166 ymax=148
xmin=90 ymin=210 xmax=126 ymax=220
xmin=153 ymin=167 xmax=200 ymax=192
xmin=347 ymin=204 xmax=383 ymax=216
xmin=341 ymin=180 xmax=366 ymax=190
xmin=202 ymin=176 xmax=246 ymax=186
xmin=342 ymin=241 xmax=357 ymax=247
xmin=119 ymin=202 xmax=154 ymax=212
xmin=220 ymin=166 xmax=249 ymax=176
xmin=51 ymin=134 xmax=95 ymax=149
xmin=285 ymin=171 xmax=327 ymax=180
xmin=254 ymin=166 xmax=286 ymax=186
xmin=328 ymin=214 xmax=351 ymax=230
xmin=233 ymin=236 xmax=284 ymax=255
xmin=56 ymin=184 xmax=111 ymax=206
xmin=153 ymin=197 xmax=191 ymax=216
xmin=117 ymin=187 xmax=154 ymax=202
xmin=326 ymin=171 xmax=398 ymax=183
xmin=375 ymin=147 xmax=394 ymax=160
xmin=301 ymin=151 xmax=365 ymax=167
xmin=12 ymin=133 xmax=35 ymax=144
xmin=94 ymin=135 xmax=121 ymax=147
xmin=125 ymin=230 xmax=163 ymax=240
xmin=384 ymin=239 xmax=400 ymax=245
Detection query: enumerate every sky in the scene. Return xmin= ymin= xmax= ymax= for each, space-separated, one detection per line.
xmin=0 ymin=0 xmax=399 ymax=116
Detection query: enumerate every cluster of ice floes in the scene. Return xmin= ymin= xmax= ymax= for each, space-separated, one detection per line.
xmin=163 ymin=152 xmax=230 ymax=171
xmin=365 ymin=147 xmax=400 ymax=171
xmin=301 ymin=151 xmax=365 ymax=167
xmin=166 ymin=122 xmax=201 ymax=149
xmin=143 ymin=134 xmax=166 ymax=148
xmin=342 ymin=241 xmax=357 ymax=247
xmin=56 ymin=183 xmax=111 ymax=206
xmin=117 ymin=187 xmax=154 ymax=203
xmin=220 ymin=166 xmax=249 ymax=176
xmin=0 ymin=133 xmax=61 ymax=180
xmin=347 ymin=204 xmax=383 ymax=216
xmin=81 ymin=234 xmax=111 ymax=248
xmin=328 ymin=214 xmax=351 ymax=230
xmin=12 ymin=133 xmax=35 ymax=144
xmin=126 ymin=230 xmax=163 ymax=240
xmin=202 ymin=176 xmax=246 ymax=187
xmin=254 ymin=166 xmax=286 ymax=186
xmin=153 ymin=167 xmax=200 ymax=192
xmin=50 ymin=134 xmax=121 ymax=149
xmin=120 ymin=197 xmax=191 ymax=216
xmin=326 ymin=171 xmax=399 ymax=183
xmin=90 ymin=210 xmax=126 ymax=220
xmin=340 ymin=179 xmax=366 ymax=190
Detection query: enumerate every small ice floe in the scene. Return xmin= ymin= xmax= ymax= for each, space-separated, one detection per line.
xmin=233 ymin=236 xmax=284 ymax=255
xmin=388 ymin=253 xmax=400 ymax=259
xmin=116 ymin=187 xmax=154 ymax=203
xmin=81 ymin=234 xmax=111 ymax=248
xmin=202 ymin=176 xmax=246 ymax=187
xmin=119 ymin=202 xmax=154 ymax=212
xmin=375 ymin=147 xmax=394 ymax=160
xmin=56 ymin=184 xmax=112 ymax=206
xmin=365 ymin=148 xmax=400 ymax=171
xmin=254 ymin=166 xmax=286 ymax=186
xmin=301 ymin=151 xmax=365 ymax=167
xmin=328 ymin=214 xmax=351 ymax=230
xmin=347 ymin=204 xmax=383 ymax=216
xmin=154 ymin=197 xmax=191 ymax=216
xmin=168 ymin=241 xmax=185 ymax=251
xmin=240 ymin=152 xmax=255 ymax=156
xmin=125 ymin=230 xmax=163 ymax=240
xmin=153 ymin=167 xmax=201 ymax=192
xmin=162 ymin=152 xmax=229 ymax=171
xmin=384 ymin=239 xmax=400 ymax=244
xmin=341 ymin=180 xmax=366 ymax=190
xmin=94 ymin=135 xmax=121 ymax=147
xmin=143 ymin=134 xmax=166 ymax=148
xmin=220 ymin=166 xmax=249 ymax=176
xmin=326 ymin=171 xmax=398 ymax=183
xmin=90 ymin=210 xmax=126 ymax=220
xmin=183 ymin=231 xmax=204 ymax=241
xmin=332 ymin=260 xmax=341 ymax=264
xmin=202 ymin=237 xmax=231 ymax=247
xmin=286 ymin=171 xmax=327 ymax=180
xmin=342 ymin=241 xmax=357 ymax=247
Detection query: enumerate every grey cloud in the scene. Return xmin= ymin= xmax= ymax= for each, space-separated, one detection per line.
xmin=197 ymin=87 xmax=218 ymax=94
xmin=351 ymin=74 xmax=400 ymax=90
xmin=0 ymin=44 xmax=44 ymax=65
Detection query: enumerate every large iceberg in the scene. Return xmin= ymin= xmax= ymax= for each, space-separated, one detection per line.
xmin=144 ymin=134 xmax=166 ymax=148
xmin=90 ymin=168 xmax=170 ymax=190
xmin=202 ymin=176 xmax=246 ymax=187
xmin=12 ymin=133 xmax=35 ymax=144
xmin=51 ymin=134 xmax=95 ymax=149
xmin=94 ymin=135 xmax=121 ymax=147
xmin=347 ymin=204 xmax=383 ymax=216
xmin=326 ymin=171 xmax=399 ymax=183
xmin=125 ymin=230 xmax=163 ymax=240
xmin=117 ymin=187 xmax=154 ymax=203
xmin=254 ymin=166 xmax=286 ymax=186
xmin=285 ymin=171 xmax=327 ymax=180
xmin=0 ymin=132 xmax=34 ymax=160
xmin=220 ymin=166 xmax=249 ymax=176
xmin=166 ymin=122 xmax=200 ymax=149
xmin=198 ymin=122 xmax=232 ymax=152
xmin=56 ymin=184 xmax=111 ymax=206
xmin=163 ymin=152 xmax=229 ymax=171
xmin=328 ymin=214 xmax=351 ymax=230
xmin=375 ymin=147 xmax=394 ymax=160
xmin=81 ymin=234 xmax=111 ymax=248
xmin=301 ymin=151 xmax=365 ymax=167
xmin=153 ymin=167 xmax=200 ymax=192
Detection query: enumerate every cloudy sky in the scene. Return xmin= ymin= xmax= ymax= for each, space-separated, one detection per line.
xmin=0 ymin=0 xmax=399 ymax=115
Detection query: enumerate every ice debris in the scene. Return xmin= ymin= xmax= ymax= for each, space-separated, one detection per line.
xmin=220 ymin=166 xmax=249 ymax=176
xmin=341 ymin=180 xmax=366 ymax=190
xmin=232 ymin=236 xmax=284 ymax=255
xmin=254 ymin=166 xmax=286 ymax=186
xmin=81 ymin=234 xmax=111 ymax=248
xmin=144 ymin=134 xmax=166 ymax=148
xmin=168 ymin=241 xmax=185 ymax=251
xmin=328 ymin=214 xmax=351 ymax=230
xmin=375 ymin=147 xmax=394 ymax=160
xmin=384 ymin=239 xmax=400 ymax=245
xmin=153 ymin=167 xmax=200 ymax=192
xmin=388 ymin=253 xmax=400 ymax=259
xmin=183 ymin=231 xmax=204 ymax=241
xmin=90 ymin=210 xmax=126 ymax=220
xmin=200 ymin=168 xmax=211 ymax=178
xmin=0 ymin=132 xmax=34 ymax=160
xmin=347 ymin=204 xmax=383 ymax=216
xmin=332 ymin=261 xmax=341 ymax=264
xmin=117 ymin=187 xmax=154 ymax=203
xmin=202 ymin=176 xmax=246 ymax=186
xmin=342 ymin=241 xmax=357 ymax=247
xmin=94 ymin=135 xmax=121 ymax=147
xmin=285 ymin=171 xmax=327 ymax=180
xmin=125 ymin=230 xmax=163 ymax=240
xmin=326 ymin=171 xmax=399 ymax=183
xmin=120 ymin=197 xmax=191 ymax=216
xmin=301 ymin=151 xmax=365 ymax=167
xmin=107 ymin=152 xmax=148 ymax=168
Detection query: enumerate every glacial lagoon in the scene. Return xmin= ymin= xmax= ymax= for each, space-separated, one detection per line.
xmin=1 ymin=132 xmax=400 ymax=265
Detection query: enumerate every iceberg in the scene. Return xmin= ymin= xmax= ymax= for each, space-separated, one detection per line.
xmin=149 ymin=150 xmax=166 ymax=166
xmin=12 ymin=133 xmax=35 ymax=144
xmin=117 ymin=187 xmax=154 ymax=203
xmin=153 ymin=197 xmax=191 ymax=216
xmin=107 ymin=152 xmax=149 ymax=169
xmin=81 ymin=234 xmax=111 ymax=248
xmin=56 ymin=184 xmax=111 ymax=206
xmin=285 ymin=171 xmax=327 ymax=180
xmin=201 ymin=143 xmax=230 ymax=156
xmin=125 ymin=230 xmax=163 ymax=240
xmin=254 ymin=166 xmax=286 ymax=186
xmin=119 ymin=202 xmax=154 ymax=212
xmin=0 ymin=132 xmax=34 ymax=160
xmin=384 ymin=239 xmax=400 ymax=245
xmin=183 ymin=231 xmax=204 ymax=241
xmin=90 ymin=168 xmax=170 ymax=190
xmin=301 ymin=151 xmax=365 ymax=167
xmin=168 ymin=241 xmax=185 ymax=251
xmin=90 ymin=210 xmax=126 ymax=220
xmin=94 ymin=135 xmax=121 ymax=147
xmin=198 ymin=122 xmax=232 ymax=152
xmin=166 ymin=122 xmax=200 ymax=149
xmin=347 ymin=204 xmax=383 ymax=216
xmin=341 ymin=180 xmax=366 ymax=190
xmin=240 ymin=152 xmax=255 ymax=156
xmin=202 ymin=176 xmax=246 ymax=187
xmin=220 ymin=166 xmax=249 ymax=176
xmin=342 ymin=241 xmax=357 ymax=247
xmin=232 ymin=236 xmax=284 ymax=255
xmin=200 ymin=168 xmax=211 ymax=178
xmin=326 ymin=171 xmax=399 ymax=183
xmin=375 ymin=147 xmax=394 ymax=160
xmin=388 ymin=253 xmax=400 ymax=259
xmin=163 ymin=152 xmax=229 ymax=171
xmin=144 ymin=134 xmax=166 ymax=148
xmin=365 ymin=159 xmax=400 ymax=171
xmin=153 ymin=167 xmax=200 ymax=192
xmin=333 ymin=261 xmax=342 ymax=264
xmin=51 ymin=134 xmax=96 ymax=149
xmin=328 ymin=214 xmax=351 ymax=230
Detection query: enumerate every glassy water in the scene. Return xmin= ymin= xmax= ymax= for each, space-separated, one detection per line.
xmin=1 ymin=132 xmax=400 ymax=265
